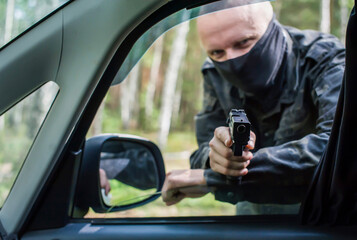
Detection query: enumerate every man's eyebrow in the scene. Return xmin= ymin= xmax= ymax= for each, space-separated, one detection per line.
xmin=234 ymin=33 xmax=259 ymax=43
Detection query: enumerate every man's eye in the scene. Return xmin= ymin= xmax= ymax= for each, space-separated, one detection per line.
xmin=235 ymin=39 xmax=252 ymax=48
xmin=240 ymin=39 xmax=249 ymax=45
xmin=210 ymin=50 xmax=224 ymax=58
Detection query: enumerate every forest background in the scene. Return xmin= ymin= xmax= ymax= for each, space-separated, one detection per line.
xmin=87 ymin=0 xmax=354 ymax=148
xmin=0 ymin=0 xmax=354 ymax=216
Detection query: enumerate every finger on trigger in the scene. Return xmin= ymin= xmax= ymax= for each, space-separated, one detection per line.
xmin=246 ymin=140 xmax=254 ymax=150
xmin=216 ymin=127 xmax=232 ymax=147
xmin=248 ymin=131 xmax=256 ymax=149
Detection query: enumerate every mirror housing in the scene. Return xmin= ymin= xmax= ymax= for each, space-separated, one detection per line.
xmin=75 ymin=134 xmax=165 ymax=215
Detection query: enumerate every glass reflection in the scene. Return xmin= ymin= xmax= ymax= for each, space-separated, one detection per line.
xmin=99 ymin=140 xmax=158 ymax=207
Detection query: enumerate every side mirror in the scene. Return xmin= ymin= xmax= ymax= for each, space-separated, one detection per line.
xmin=75 ymin=134 xmax=165 ymax=215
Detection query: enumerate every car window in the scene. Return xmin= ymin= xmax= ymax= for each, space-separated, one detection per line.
xmin=0 ymin=82 xmax=58 ymax=207
xmin=0 ymin=0 xmax=69 ymax=49
xmin=86 ymin=0 xmax=350 ymax=218
xmin=86 ymin=22 xmax=237 ymax=218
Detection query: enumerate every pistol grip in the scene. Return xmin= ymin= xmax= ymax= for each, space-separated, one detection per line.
xmin=226 ymin=144 xmax=244 ymax=184
xmin=232 ymin=143 xmax=244 ymax=156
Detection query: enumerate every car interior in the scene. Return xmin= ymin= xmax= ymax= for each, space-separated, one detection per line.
xmin=0 ymin=0 xmax=356 ymax=239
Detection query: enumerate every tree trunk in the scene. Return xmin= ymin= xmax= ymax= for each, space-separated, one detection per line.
xmin=120 ymin=79 xmax=130 ymax=130
xmin=92 ymin=99 xmax=105 ymax=136
xmin=7 ymin=104 xmax=22 ymax=129
xmin=23 ymin=83 xmax=57 ymax=138
xmin=158 ymin=21 xmax=190 ymax=148
xmin=172 ymin=76 xmax=183 ymax=128
xmin=131 ymin=63 xmax=141 ymax=127
xmin=4 ymin=0 xmax=15 ymax=43
xmin=0 ymin=116 xmax=4 ymax=131
xmin=0 ymin=0 xmax=14 ymax=127
xmin=121 ymin=63 xmax=141 ymax=129
xmin=273 ymin=0 xmax=283 ymax=20
xmin=320 ymin=0 xmax=331 ymax=33
xmin=26 ymin=90 xmax=44 ymax=138
xmin=340 ymin=0 xmax=349 ymax=43
xmin=52 ymin=0 xmax=60 ymax=8
xmin=145 ymin=36 xmax=164 ymax=119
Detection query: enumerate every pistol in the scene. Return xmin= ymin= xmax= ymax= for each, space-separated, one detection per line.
xmin=228 ymin=109 xmax=251 ymax=156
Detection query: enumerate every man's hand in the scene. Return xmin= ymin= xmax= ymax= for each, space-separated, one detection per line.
xmin=209 ymin=127 xmax=256 ymax=177
xmin=162 ymin=169 xmax=211 ymax=206
xmin=99 ymin=168 xmax=111 ymax=195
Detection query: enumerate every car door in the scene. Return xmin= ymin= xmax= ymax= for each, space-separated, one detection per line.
xmin=0 ymin=0 xmax=166 ymax=238
xmin=0 ymin=0 xmax=356 ymax=239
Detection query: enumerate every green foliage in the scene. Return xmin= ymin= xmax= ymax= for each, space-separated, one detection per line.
xmin=108 ymin=180 xmax=156 ymax=207
xmin=174 ymin=20 xmax=205 ymax=131
xmin=102 ymin=102 xmax=121 ymax=134
xmin=0 ymin=0 xmax=5 ymax=45
xmin=0 ymin=82 xmax=57 ymax=206
xmin=274 ymin=0 xmax=320 ymax=30
xmin=274 ymin=0 xmax=354 ymax=39
xmin=165 ymin=131 xmax=197 ymax=152
xmin=164 ymin=193 xmax=235 ymax=215
xmin=0 ymin=0 xmax=67 ymax=48
xmin=99 ymin=0 xmax=353 ymax=136
xmin=91 ymin=192 xmax=236 ymax=218
xmin=0 ymin=125 xmax=32 ymax=206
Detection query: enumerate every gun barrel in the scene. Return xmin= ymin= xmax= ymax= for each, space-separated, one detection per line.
xmin=229 ymin=109 xmax=251 ymax=156
xmin=232 ymin=143 xmax=244 ymax=156
xmin=226 ymin=109 xmax=251 ymax=184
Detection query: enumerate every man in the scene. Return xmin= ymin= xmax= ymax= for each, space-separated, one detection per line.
xmin=162 ymin=1 xmax=345 ymax=213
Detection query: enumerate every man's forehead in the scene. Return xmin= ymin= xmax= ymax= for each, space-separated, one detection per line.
xmin=197 ymin=3 xmax=272 ymax=48
xmin=197 ymin=2 xmax=272 ymax=28
xmin=198 ymin=9 xmax=265 ymax=38
xmin=197 ymin=6 xmax=253 ymax=26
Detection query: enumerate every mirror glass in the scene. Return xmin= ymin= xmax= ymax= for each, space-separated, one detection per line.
xmin=99 ymin=140 xmax=158 ymax=207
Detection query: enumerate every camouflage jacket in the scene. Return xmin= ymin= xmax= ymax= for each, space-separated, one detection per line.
xmin=190 ymin=26 xmax=345 ymax=204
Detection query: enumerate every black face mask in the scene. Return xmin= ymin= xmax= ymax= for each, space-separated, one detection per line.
xmin=212 ymin=18 xmax=287 ymax=97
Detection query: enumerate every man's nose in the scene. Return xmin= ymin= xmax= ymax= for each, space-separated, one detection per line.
xmin=226 ymin=49 xmax=243 ymax=60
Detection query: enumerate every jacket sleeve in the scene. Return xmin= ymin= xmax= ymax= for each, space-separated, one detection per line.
xmin=190 ymin=69 xmax=227 ymax=169
xmin=209 ymin=44 xmax=345 ymax=204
